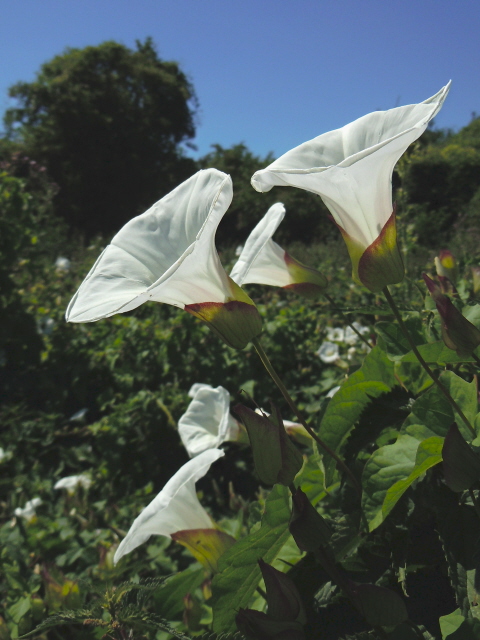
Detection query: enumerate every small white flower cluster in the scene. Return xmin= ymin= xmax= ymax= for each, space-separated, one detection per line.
xmin=54 ymin=474 xmax=92 ymax=492
xmin=317 ymin=323 xmax=371 ymax=364
xmin=15 ymin=497 xmax=42 ymax=521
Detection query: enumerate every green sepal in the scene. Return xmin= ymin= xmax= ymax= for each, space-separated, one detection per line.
xmin=233 ymin=403 xmax=303 ymax=486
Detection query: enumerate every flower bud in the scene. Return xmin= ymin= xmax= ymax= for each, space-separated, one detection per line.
xmin=423 ymin=273 xmax=480 ymax=357
xmin=435 ymin=250 xmax=458 ymax=283
xmin=289 ymin=488 xmax=332 ymax=552
xmin=472 ymin=266 xmax=480 ymax=294
xmin=442 ymin=423 xmax=480 ymax=492
xmin=258 ymin=559 xmax=306 ymax=624
xmin=182 ymin=593 xmax=203 ymax=631
xmin=233 ymin=404 xmax=303 ymax=486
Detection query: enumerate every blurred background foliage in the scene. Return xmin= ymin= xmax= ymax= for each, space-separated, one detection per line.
xmin=1 ymin=38 xmax=480 ymax=639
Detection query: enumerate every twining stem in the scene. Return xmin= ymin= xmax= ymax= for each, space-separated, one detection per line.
xmin=252 ymin=336 xmax=362 ymax=496
xmin=323 ymin=293 xmax=374 ymax=350
xmin=383 ymin=286 xmax=476 ymax=437
xmin=468 ymin=488 xmax=480 ymax=521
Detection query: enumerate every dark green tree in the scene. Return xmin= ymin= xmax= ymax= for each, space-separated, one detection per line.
xmin=199 ymin=143 xmax=335 ymax=248
xmin=4 ymin=38 xmax=198 ymax=236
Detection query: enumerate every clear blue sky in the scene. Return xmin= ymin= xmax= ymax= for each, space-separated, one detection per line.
xmin=1 ymin=0 xmax=479 ymax=160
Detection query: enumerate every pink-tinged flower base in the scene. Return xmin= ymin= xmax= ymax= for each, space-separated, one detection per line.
xmin=185 ymin=299 xmax=262 ymax=350
xmin=338 ymin=208 xmax=404 ymax=292
xmin=171 ymin=528 xmax=236 ymax=573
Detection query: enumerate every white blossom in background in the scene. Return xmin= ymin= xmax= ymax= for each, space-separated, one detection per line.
xmin=37 ymin=317 xmax=55 ymax=336
xmin=0 ymin=448 xmax=6 ymax=462
xmin=326 ymin=386 xmax=341 ymax=398
xmin=114 ymin=449 xmax=224 ymax=563
xmin=55 ymin=257 xmax=71 ymax=272
xmin=68 ymin=408 xmax=89 ymax=423
xmin=317 ymin=341 xmax=340 ymax=364
xmin=54 ymin=474 xmax=92 ymax=492
xmin=326 ymin=327 xmax=345 ymax=342
xmin=178 ymin=384 xmax=240 ymax=457
xmin=15 ymin=497 xmax=42 ymax=521
xmin=235 ymin=245 xmax=244 ymax=257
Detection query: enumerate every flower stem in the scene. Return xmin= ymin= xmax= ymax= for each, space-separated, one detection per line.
xmin=252 ymin=336 xmax=362 ymax=496
xmin=323 ymin=293 xmax=374 ymax=350
xmin=383 ymin=286 xmax=476 ymax=437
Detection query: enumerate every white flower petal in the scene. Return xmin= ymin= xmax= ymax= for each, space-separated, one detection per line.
xmin=317 ymin=341 xmax=340 ymax=364
xmin=114 ymin=449 xmax=224 ymax=563
xmin=251 ymin=84 xmax=450 ymax=249
xmin=230 ymin=203 xmax=289 ymax=287
xmin=179 ymin=386 xmax=234 ymax=457
xmin=66 ymin=170 xmax=234 ymax=323
xmin=54 ymin=474 xmax=92 ymax=490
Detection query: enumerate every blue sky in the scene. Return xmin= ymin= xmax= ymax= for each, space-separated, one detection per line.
xmin=1 ymin=0 xmax=479 ymax=160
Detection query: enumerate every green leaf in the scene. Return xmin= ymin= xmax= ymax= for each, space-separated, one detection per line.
xmin=440 ymin=609 xmax=480 ymax=639
xmin=404 ymin=371 xmax=476 ymax=441
xmin=211 ymin=485 xmax=292 ymax=633
xmin=362 ymin=435 xmax=443 ymax=531
xmin=401 ymin=341 xmax=478 ymax=364
xmin=154 ymin=567 xmax=205 ymax=619
xmin=382 ymin=437 xmax=443 ymax=522
xmin=319 ymin=347 xmax=396 ymax=486
xmin=375 ymin=316 xmax=424 ymax=362
xmin=351 ymin=583 xmax=408 ymax=627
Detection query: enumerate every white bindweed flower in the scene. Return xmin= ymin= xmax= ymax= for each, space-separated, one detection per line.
xmin=230 ymin=203 xmax=327 ymax=298
xmin=114 ymin=449 xmax=225 ymax=564
xmin=326 ymin=385 xmax=341 ymax=398
xmin=54 ymin=474 xmax=92 ymax=492
xmin=66 ymin=170 xmax=261 ymax=350
xmin=326 ymin=327 xmax=345 ymax=342
xmin=15 ymin=497 xmax=42 ymax=521
xmin=55 ymin=257 xmax=71 ymax=272
xmin=317 ymin=341 xmax=340 ymax=364
xmin=178 ymin=384 xmax=240 ymax=457
xmin=251 ymin=84 xmax=451 ymax=292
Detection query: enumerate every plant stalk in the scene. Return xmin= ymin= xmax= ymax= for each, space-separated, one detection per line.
xmin=383 ymin=286 xmax=476 ymax=437
xmin=252 ymin=336 xmax=362 ymax=496
xmin=324 ymin=293 xmax=374 ymax=350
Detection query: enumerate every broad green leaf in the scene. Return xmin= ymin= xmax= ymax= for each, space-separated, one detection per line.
xmin=375 ymin=316 xmax=425 ymax=362
xmin=211 ymin=485 xmax=292 ymax=633
xmin=362 ymin=435 xmax=442 ymax=532
xmin=440 ymin=609 xmax=480 ymax=639
xmin=401 ymin=342 xmax=478 ymax=364
xmin=352 ymin=583 xmax=408 ymax=627
xmin=295 ymin=451 xmax=328 ymax=504
xmin=463 ymin=304 xmax=480 ymax=328
xmin=154 ymin=568 xmax=206 ymax=619
xmin=435 ymin=489 xmax=480 ymax=620
xmin=382 ymin=437 xmax=443 ymax=523
xmin=319 ymin=347 xmax=395 ymax=486
xmin=404 ymin=371 xmax=476 ymax=441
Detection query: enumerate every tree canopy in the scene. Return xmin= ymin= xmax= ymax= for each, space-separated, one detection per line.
xmin=4 ymin=38 xmax=198 ymax=236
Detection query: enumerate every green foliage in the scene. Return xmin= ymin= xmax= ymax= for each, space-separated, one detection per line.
xmin=211 ymin=485 xmax=292 ymax=633
xmin=4 ymin=38 xmax=197 ymax=236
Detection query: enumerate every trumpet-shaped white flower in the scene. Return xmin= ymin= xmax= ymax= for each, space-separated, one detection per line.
xmin=230 ymin=203 xmax=327 ymax=297
xmin=66 ymin=170 xmax=261 ymax=350
xmin=178 ymin=384 xmax=240 ymax=457
xmin=114 ymin=449 xmax=224 ymax=564
xmin=15 ymin=497 xmax=42 ymax=521
xmin=317 ymin=341 xmax=339 ymax=364
xmin=326 ymin=327 xmax=345 ymax=342
xmin=251 ymin=84 xmax=451 ymax=292
xmin=55 ymin=257 xmax=71 ymax=272
xmin=54 ymin=474 xmax=92 ymax=491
